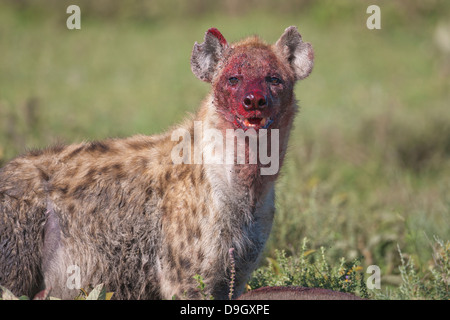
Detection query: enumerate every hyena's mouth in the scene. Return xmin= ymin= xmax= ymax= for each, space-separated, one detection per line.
xmin=236 ymin=117 xmax=273 ymax=130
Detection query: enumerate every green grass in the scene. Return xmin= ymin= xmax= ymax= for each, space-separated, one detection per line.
xmin=0 ymin=0 xmax=449 ymax=299
xmin=249 ymin=238 xmax=371 ymax=299
xmin=253 ymin=237 xmax=449 ymax=300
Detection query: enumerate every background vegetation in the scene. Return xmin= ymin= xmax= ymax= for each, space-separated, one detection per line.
xmin=0 ymin=0 xmax=449 ymax=299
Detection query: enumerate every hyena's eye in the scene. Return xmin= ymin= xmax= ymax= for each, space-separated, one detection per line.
xmin=267 ymin=76 xmax=282 ymax=85
xmin=228 ymin=77 xmax=239 ymax=86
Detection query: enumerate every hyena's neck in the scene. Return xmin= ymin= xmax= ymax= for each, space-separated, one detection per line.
xmin=192 ymin=94 xmax=294 ymax=205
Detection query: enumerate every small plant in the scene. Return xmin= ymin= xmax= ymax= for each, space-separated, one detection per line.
xmin=429 ymin=237 xmax=450 ymax=299
xmin=376 ymin=237 xmax=449 ymax=300
xmin=248 ymin=238 xmax=370 ymax=299
xmin=74 ymin=284 xmax=114 ymax=300
xmin=228 ymin=248 xmax=236 ymax=300
xmin=192 ymin=274 xmax=214 ymax=300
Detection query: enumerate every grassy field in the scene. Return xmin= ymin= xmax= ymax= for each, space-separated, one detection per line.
xmin=0 ymin=1 xmax=449 ymax=299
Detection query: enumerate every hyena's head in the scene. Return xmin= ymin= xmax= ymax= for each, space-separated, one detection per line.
xmin=191 ymin=26 xmax=314 ymax=131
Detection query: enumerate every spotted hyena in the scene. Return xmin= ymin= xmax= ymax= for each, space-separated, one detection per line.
xmin=0 ymin=26 xmax=314 ymax=299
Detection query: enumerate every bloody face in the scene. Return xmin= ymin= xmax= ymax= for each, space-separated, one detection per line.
xmin=213 ymin=45 xmax=295 ymax=131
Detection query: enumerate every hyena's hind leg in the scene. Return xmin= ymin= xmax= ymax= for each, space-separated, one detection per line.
xmin=0 ymin=193 xmax=47 ymax=297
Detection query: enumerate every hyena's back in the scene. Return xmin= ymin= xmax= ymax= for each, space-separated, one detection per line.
xmin=0 ymin=134 xmax=183 ymax=299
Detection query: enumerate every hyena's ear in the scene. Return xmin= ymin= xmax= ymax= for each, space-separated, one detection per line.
xmin=275 ymin=26 xmax=314 ymax=80
xmin=191 ymin=28 xmax=228 ymax=83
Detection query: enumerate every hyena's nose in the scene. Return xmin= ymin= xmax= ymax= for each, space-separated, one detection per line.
xmin=243 ymin=91 xmax=267 ymax=110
